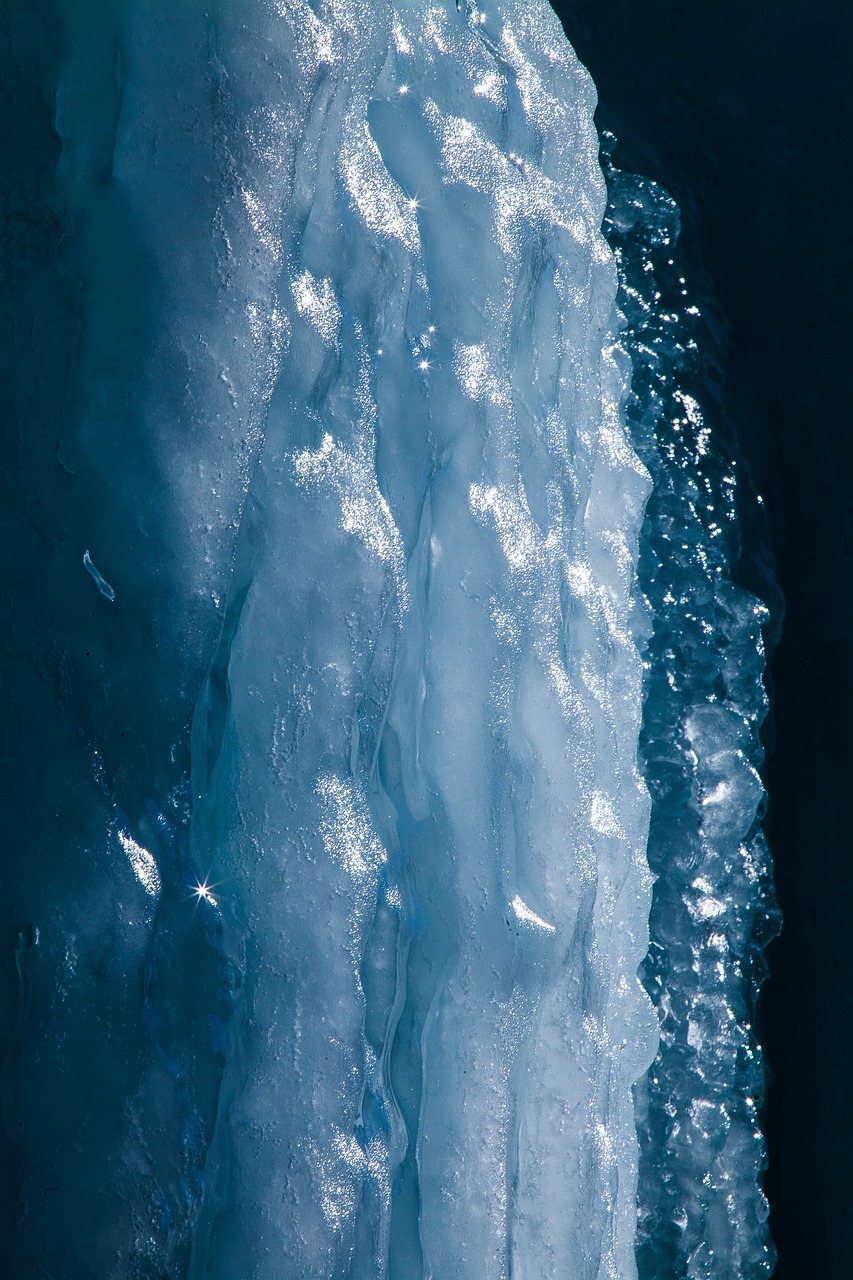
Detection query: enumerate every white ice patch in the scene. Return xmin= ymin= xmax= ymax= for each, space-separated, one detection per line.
xmin=472 ymin=69 xmax=507 ymax=106
xmin=316 ymin=774 xmax=387 ymax=881
xmin=511 ymin=894 xmax=556 ymax=933
xmin=291 ymin=271 xmax=342 ymax=346
xmin=453 ymin=342 xmax=509 ymax=405
xmin=426 ymin=103 xmax=588 ymax=257
xmin=118 ymin=831 xmax=161 ymax=898
xmin=392 ymin=19 xmax=412 ymax=56
xmin=590 ymin=790 xmax=625 ymax=839
xmin=278 ymin=0 xmax=339 ymax=68
xmin=292 ymin=432 xmax=409 ymax=607
xmin=241 ymin=188 xmax=283 ymax=268
xmin=340 ymin=118 xmax=420 ymax=254
xmin=469 ymin=482 xmax=541 ymax=574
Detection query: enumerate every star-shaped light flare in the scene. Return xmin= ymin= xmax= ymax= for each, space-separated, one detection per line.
xmin=190 ymin=878 xmax=219 ymax=907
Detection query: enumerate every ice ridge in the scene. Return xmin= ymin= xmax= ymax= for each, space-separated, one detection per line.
xmin=185 ymin=3 xmax=657 ymax=1278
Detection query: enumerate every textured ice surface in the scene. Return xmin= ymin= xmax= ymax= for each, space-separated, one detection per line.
xmin=186 ymin=6 xmax=658 ymax=1278
xmin=2 ymin=0 xmax=659 ymax=1275
xmin=601 ymin=139 xmax=780 ymax=1279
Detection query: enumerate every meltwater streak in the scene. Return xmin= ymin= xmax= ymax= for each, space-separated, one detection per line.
xmin=187 ymin=3 xmax=657 ymax=1278
xmin=602 ymin=141 xmax=780 ymax=1278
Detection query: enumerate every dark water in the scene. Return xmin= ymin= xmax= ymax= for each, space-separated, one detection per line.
xmin=552 ymin=2 xmax=853 ymax=1276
